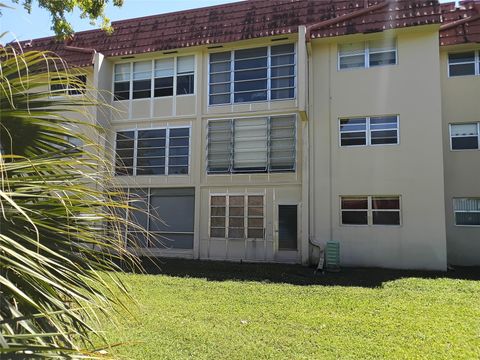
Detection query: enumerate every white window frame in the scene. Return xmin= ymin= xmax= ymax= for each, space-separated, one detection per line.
xmin=338 ymin=115 xmax=399 ymax=147
xmin=208 ymin=43 xmax=297 ymax=106
xmin=340 ymin=195 xmax=402 ymax=227
xmin=338 ymin=39 xmax=398 ymax=71
xmin=449 ymin=122 xmax=480 ymax=151
xmin=206 ymin=114 xmax=297 ymax=174
xmin=114 ymin=126 xmax=191 ymax=176
xmin=447 ymin=50 xmax=480 ymax=78
xmin=112 ymin=55 xmax=196 ymax=102
xmin=453 ymin=198 xmax=480 ymax=227
xmin=209 ymin=194 xmax=266 ymax=240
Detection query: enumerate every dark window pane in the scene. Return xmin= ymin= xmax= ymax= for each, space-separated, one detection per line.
xmin=449 ymin=52 xmax=475 ymax=64
xmin=139 ymin=129 xmax=166 ymax=139
xmin=372 ymin=197 xmax=400 ymax=210
xmin=271 ymin=88 xmax=294 ymax=100
xmin=154 ymin=77 xmax=174 ymax=97
xmin=341 ymin=198 xmax=368 ymax=210
xmin=210 ymin=52 xmax=231 ymax=62
xmin=153 ymin=233 xmax=194 ymax=249
xmin=452 ymin=136 xmax=479 ymax=150
xmin=271 ymin=54 xmax=295 ymax=66
xmin=168 ymin=166 xmax=188 ymax=175
xmin=341 ymin=211 xmax=368 ymax=225
xmin=278 ymin=205 xmax=297 ymax=250
xmin=228 ymin=228 xmax=245 ymax=238
xmin=234 ymin=80 xmax=267 ymax=92
xmin=370 ymin=130 xmax=398 ymax=145
xmin=234 ymin=69 xmax=267 ymax=81
xmin=210 ymin=94 xmax=231 ymax=105
xmin=234 ymin=91 xmax=267 ymax=103
xmin=247 ymin=229 xmax=264 ymax=238
xmin=339 ymin=54 xmax=365 ymax=69
xmin=340 ymin=118 xmax=367 ymax=130
xmin=210 ymin=228 xmax=225 ymax=238
xmin=137 ymin=157 xmax=165 ymax=167
xmin=235 ymin=58 xmax=267 ymax=70
xmin=271 ymin=66 xmax=295 ymax=77
xmin=235 ymin=47 xmax=267 ymax=60
xmin=372 ymin=211 xmax=400 ymax=225
xmin=136 ymin=167 xmax=165 ymax=175
xmin=271 ymin=44 xmax=294 ymax=55
xmin=114 ymin=81 xmax=130 ymax=100
xmin=211 ymin=207 xmax=226 ymax=216
xmin=449 ymin=63 xmax=476 ymax=76
xmin=369 ymin=51 xmax=396 ymax=66
xmin=211 ymin=196 xmax=226 ymax=205
xmin=340 ymin=132 xmax=367 ymax=146
xmin=455 ymin=212 xmax=480 ymax=226
xmin=177 ymin=74 xmax=194 ymax=95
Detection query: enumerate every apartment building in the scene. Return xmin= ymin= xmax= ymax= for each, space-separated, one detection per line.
xmin=16 ymin=0 xmax=480 ymax=270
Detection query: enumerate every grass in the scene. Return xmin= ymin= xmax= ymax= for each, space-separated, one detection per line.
xmin=103 ymin=260 xmax=480 ymax=359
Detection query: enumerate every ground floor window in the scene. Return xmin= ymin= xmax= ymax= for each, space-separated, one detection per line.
xmin=340 ymin=195 xmax=401 ymax=226
xmin=210 ymin=194 xmax=264 ymax=239
xmin=123 ymin=187 xmax=195 ymax=249
xmin=454 ymin=198 xmax=480 ymax=226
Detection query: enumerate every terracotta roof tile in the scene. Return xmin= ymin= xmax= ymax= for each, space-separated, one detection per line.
xmin=9 ymin=0 xmax=480 ymax=67
xmin=440 ymin=1 xmax=480 ymax=46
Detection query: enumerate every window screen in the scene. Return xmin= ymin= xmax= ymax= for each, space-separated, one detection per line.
xmin=454 ymin=199 xmax=480 ymax=226
xmin=149 ymin=188 xmax=195 ymax=249
xmin=450 ymin=123 xmax=479 ymax=150
xmin=207 ymin=115 xmax=296 ymax=174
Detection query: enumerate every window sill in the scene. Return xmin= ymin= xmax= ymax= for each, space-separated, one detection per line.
xmin=208 ymin=97 xmax=296 ymax=107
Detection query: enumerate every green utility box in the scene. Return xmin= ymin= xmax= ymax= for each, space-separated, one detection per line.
xmin=325 ymin=241 xmax=340 ymax=271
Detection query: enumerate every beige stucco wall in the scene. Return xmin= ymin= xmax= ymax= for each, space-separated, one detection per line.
xmin=440 ymin=45 xmax=480 ymax=266
xmin=309 ymin=26 xmax=447 ymax=270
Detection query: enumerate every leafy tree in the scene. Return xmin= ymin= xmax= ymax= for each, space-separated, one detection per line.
xmin=0 ymin=45 xmax=142 ymax=358
xmin=6 ymin=0 xmax=124 ymax=39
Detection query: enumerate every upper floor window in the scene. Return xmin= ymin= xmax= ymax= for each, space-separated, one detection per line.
xmin=51 ymin=74 xmax=87 ymax=96
xmin=209 ymin=44 xmax=295 ymax=105
xmin=341 ymin=196 xmax=401 ymax=226
xmin=207 ymin=115 xmax=296 ymax=174
xmin=450 ymin=123 xmax=480 ymax=150
xmin=448 ymin=51 xmax=480 ymax=77
xmin=454 ymin=198 xmax=480 ymax=226
xmin=338 ymin=39 xmax=397 ymax=70
xmin=115 ymin=127 xmax=190 ymax=176
xmin=113 ymin=56 xmax=195 ymax=101
xmin=339 ymin=115 xmax=399 ymax=147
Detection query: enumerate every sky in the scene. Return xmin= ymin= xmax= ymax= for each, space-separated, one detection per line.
xmin=1 ymin=0 xmax=458 ymax=44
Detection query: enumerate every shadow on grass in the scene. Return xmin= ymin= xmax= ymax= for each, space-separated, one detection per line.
xmin=127 ymin=257 xmax=480 ymax=288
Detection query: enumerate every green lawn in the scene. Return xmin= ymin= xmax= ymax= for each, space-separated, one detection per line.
xmin=103 ymin=261 xmax=480 ymax=359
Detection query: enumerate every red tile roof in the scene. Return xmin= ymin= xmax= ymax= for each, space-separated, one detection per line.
xmin=9 ymin=0 xmax=478 ymax=68
xmin=440 ymin=1 xmax=480 ymax=46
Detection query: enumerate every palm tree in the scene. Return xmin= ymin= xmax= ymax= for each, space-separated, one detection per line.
xmin=0 ymin=44 xmax=141 ymax=358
